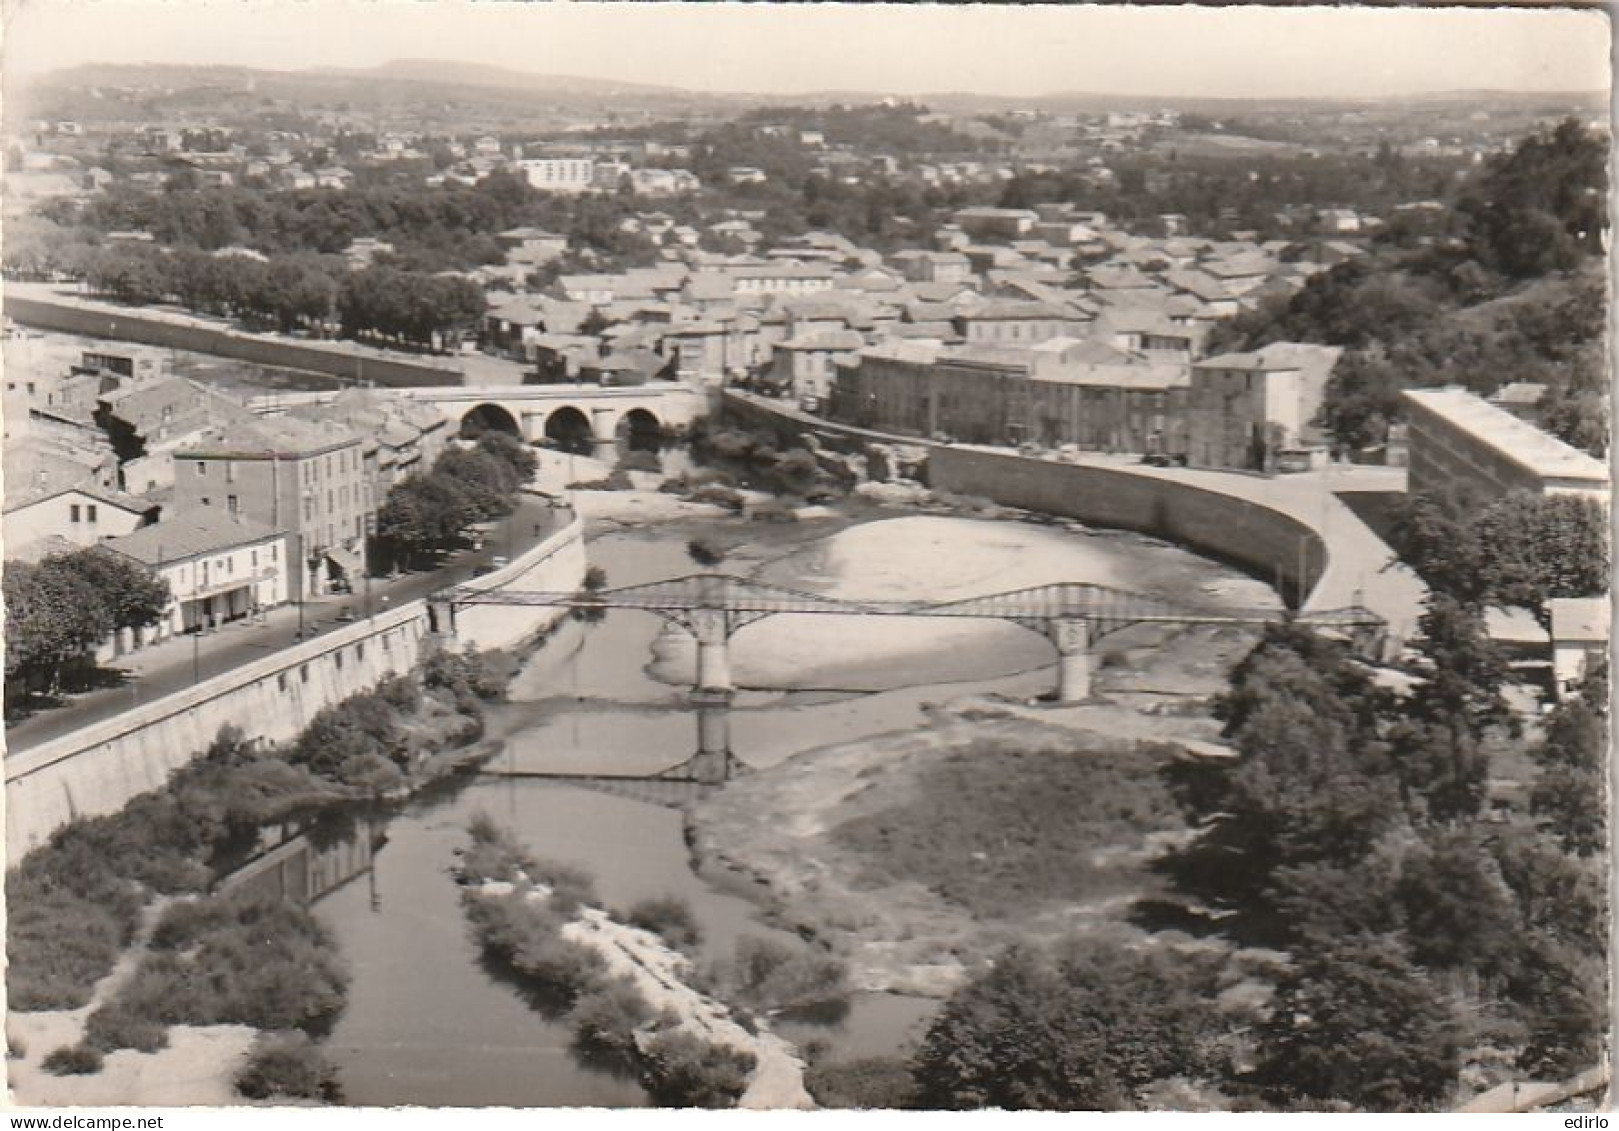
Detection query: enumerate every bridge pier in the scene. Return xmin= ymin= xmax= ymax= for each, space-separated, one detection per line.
xmin=589 ymin=407 xmax=618 ymax=459
xmin=1047 ymin=619 xmax=1093 ymax=703
xmin=689 ymin=609 xmax=734 ymax=695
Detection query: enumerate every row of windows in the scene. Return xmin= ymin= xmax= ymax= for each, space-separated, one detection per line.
xmin=68 ymin=503 xmax=100 ymax=524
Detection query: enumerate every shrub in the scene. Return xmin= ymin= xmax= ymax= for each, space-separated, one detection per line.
xmin=529 ymin=859 xmax=598 ymax=916
xmin=464 ymin=889 xmax=606 ymax=999
xmin=335 ymin=752 xmax=406 ymax=795
xmin=618 ymin=449 xmax=663 ymax=473
xmin=423 ymin=647 xmax=505 ymax=704
xmin=84 ymin=1002 xmax=169 ymax=1054
xmin=568 ymin=470 xmax=634 ymax=491
xmin=235 ymin=1030 xmax=342 ymax=1102
xmin=374 ymin=674 xmax=422 ymax=713
xmin=723 ymin=935 xmax=851 ymax=1015
xmin=806 ymin=1057 xmax=920 ymax=1109
xmin=569 ymin=975 xmax=655 ymax=1053
xmin=108 ymin=895 xmax=349 ymax=1033
xmin=749 ymin=498 xmax=800 ymax=524
xmin=460 ymin=813 xmax=536 ymax=884
xmin=638 ymin=1029 xmax=755 ymax=1108
xmin=42 ymin=1044 xmax=104 ymax=1076
xmin=686 ymin=537 xmax=727 ymax=568
xmin=625 ymin=896 xmax=703 ymax=953
xmin=582 ymin=565 xmax=609 ymax=592
xmin=690 ymin=484 xmax=744 ymax=512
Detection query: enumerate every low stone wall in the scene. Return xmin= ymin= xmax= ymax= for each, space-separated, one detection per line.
xmin=5 ymin=514 xmax=587 ymax=860
xmin=929 ymin=447 xmax=1326 ymax=608
xmin=4 ymin=290 xmax=461 ymax=387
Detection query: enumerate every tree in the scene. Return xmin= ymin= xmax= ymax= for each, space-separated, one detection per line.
xmin=433 ymin=448 xmax=519 ymax=522
xmin=1253 ymin=934 xmax=1461 ymax=1111
xmin=51 ymin=547 xmax=171 ymax=635
xmin=1163 ymin=626 xmax=1402 ymax=936
xmin=475 ymin=430 xmax=538 ymax=486
xmin=1384 ymin=495 xmax=1488 ymax=604
xmin=3 ymin=558 xmax=115 ymax=696
xmin=1526 ymin=670 xmax=1608 ymax=857
xmin=376 ymin=474 xmax=473 ymax=561
xmin=1473 ymin=493 xmax=1608 ymax=629
xmin=911 ymin=940 xmax=1225 ymax=1111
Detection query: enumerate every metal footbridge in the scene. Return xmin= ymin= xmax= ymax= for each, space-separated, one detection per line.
xmin=431 ymin=574 xmax=1385 ymax=701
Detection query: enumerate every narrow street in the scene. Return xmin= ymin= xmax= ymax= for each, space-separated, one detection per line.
xmin=4 ymin=495 xmax=566 ymax=754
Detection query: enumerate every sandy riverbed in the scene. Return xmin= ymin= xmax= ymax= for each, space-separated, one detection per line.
xmin=651 ymin=514 xmax=1274 ymax=693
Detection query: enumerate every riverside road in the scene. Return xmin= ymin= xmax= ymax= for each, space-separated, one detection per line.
xmin=3 ymin=495 xmax=564 ymax=754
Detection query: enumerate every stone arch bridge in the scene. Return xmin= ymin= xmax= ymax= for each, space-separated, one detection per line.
xmin=433 ymin=574 xmax=1386 ymax=703
xmin=250 ymin=382 xmax=708 ymax=454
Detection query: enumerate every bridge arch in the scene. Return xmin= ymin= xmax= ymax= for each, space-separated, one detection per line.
xmin=543 ymin=405 xmax=594 ymax=455
xmin=617 ymin=407 xmax=663 ymax=452
xmin=460 ymin=402 xmax=521 ymax=440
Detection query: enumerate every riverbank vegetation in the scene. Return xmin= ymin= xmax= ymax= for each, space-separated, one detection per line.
xmin=456 ymin=817 xmax=847 ymax=1108
xmin=8 ymin=645 xmax=511 ymax=1098
xmin=697 ymin=608 xmax=1604 ymax=1110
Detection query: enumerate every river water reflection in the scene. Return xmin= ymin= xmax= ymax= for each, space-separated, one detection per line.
xmin=314 ymin=509 xmax=1270 ymax=1106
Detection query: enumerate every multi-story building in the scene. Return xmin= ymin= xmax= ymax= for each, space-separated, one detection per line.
xmin=172 ymin=416 xmax=371 ymax=599
xmin=1185 ymin=343 xmax=1341 ymax=471
xmin=1402 ymin=387 xmax=1609 ymax=509
xmin=952 ymin=302 xmax=1087 ymax=347
xmin=104 ymin=511 xmax=291 ymax=640
xmin=519 ymin=158 xmax=596 ymax=194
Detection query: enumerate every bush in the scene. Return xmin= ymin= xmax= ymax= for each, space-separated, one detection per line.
xmin=618 ymin=449 xmax=663 ymax=473
xmin=460 ymin=813 xmax=537 ymax=884
xmin=690 ymin=484 xmax=744 ymax=512
xmin=464 ymin=889 xmax=606 ymax=999
xmin=374 ymin=673 xmax=422 ymax=713
xmin=569 ymin=975 xmax=655 ymax=1053
xmin=42 ymin=1044 xmax=104 ymax=1076
xmin=568 ymin=470 xmax=634 ymax=491
xmin=806 ymin=1057 xmax=919 ymax=1109
xmin=638 ymin=1029 xmax=755 ymax=1108
xmin=107 ymin=895 xmax=349 ymax=1033
xmin=749 ymin=498 xmax=800 ymax=524
xmin=626 ymin=896 xmax=704 ymax=953
xmin=422 ymin=646 xmax=505 ymax=706
xmin=529 ymin=859 xmax=599 ymax=917
xmin=235 ymin=1030 xmax=342 ymax=1102
xmin=686 ymin=537 xmax=727 ymax=568
xmin=335 ymin=752 xmax=406 ymax=795
xmin=84 ymin=1002 xmax=170 ymax=1054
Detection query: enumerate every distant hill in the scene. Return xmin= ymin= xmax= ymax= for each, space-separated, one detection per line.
xmin=316 ymin=59 xmax=690 ymax=98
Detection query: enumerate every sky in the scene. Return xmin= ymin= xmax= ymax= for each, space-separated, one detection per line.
xmin=2 ymin=1 xmax=1610 ymax=99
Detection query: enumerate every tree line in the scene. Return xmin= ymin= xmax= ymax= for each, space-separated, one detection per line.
xmin=61 ymin=241 xmax=486 ymax=351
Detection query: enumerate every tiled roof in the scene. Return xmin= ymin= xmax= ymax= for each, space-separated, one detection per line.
xmin=105 ymin=509 xmax=284 ymax=566
xmin=177 ymin=415 xmax=360 ymax=459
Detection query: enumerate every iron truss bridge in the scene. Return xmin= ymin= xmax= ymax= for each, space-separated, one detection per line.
xmin=440 ymin=573 xmax=1386 ymax=643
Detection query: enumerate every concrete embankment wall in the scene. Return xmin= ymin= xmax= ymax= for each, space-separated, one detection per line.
xmin=720 ymin=392 xmax=1326 ymax=606
xmin=4 ymin=292 xmax=461 ymax=388
xmin=929 ymin=447 xmax=1326 ymax=607
xmin=5 ymin=514 xmax=586 ymax=860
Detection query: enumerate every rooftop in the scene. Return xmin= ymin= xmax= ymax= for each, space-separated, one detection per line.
xmin=1550 ymin=596 xmax=1610 ymax=643
xmin=1402 ymin=387 xmax=1609 ymax=487
xmin=178 ymin=415 xmax=361 ymax=460
xmin=104 ymin=509 xmax=283 ymax=567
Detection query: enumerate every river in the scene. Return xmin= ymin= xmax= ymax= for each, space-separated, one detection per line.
xmin=313 ymin=501 xmax=1277 ymax=1107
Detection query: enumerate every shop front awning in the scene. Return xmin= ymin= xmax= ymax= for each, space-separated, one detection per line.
xmin=325 ymin=545 xmax=364 ymax=578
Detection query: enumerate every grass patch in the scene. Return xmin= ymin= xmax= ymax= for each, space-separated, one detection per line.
xmin=830 ymin=737 xmax=1183 ymax=919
